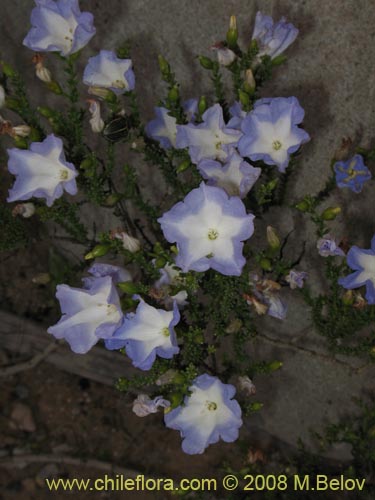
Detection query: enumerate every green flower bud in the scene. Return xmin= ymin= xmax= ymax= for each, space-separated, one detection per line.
xmin=243 ymin=69 xmax=256 ymax=94
xmin=84 ymin=244 xmax=111 ymax=260
xmin=226 ymin=15 xmax=238 ymax=49
xmin=342 ymin=290 xmax=354 ymax=306
xmin=168 ymin=85 xmax=179 ymax=103
xmin=198 ymin=55 xmax=214 ymax=70
xmin=80 ymin=157 xmax=95 ymax=170
xmin=321 ymin=206 xmax=341 ymax=220
xmin=158 ymin=55 xmax=170 ymax=76
xmin=46 ymin=81 xmax=63 ymax=95
xmin=295 ymin=199 xmax=310 ymax=212
xmin=238 ymin=89 xmax=250 ymax=108
xmin=260 ymin=257 xmax=272 ymax=271
xmin=268 ymin=360 xmax=283 ymax=372
xmin=154 ymin=257 xmax=167 ymax=268
xmin=103 ymin=193 xmax=122 ymax=207
xmin=266 ymin=226 xmax=281 ymax=251
xmin=176 ymin=159 xmax=191 ymax=173
xmin=198 ymin=96 xmax=207 ymax=115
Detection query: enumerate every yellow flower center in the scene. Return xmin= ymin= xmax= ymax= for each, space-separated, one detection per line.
xmin=206 ymin=401 xmax=217 ymax=411
xmin=272 ymin=140 xmax=282 ymax=151
xmin=161 ymin=327 xmax=170 ymax=337
xmin=208 ymin=228 xmax=219 ymax=240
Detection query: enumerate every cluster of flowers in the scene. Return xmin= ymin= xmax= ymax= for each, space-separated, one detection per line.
xmin=4 ymin=0 xmax=373 ymax=454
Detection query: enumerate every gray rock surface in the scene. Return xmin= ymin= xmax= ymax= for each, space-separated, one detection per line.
xmin=2 ymin=0 xmax=375 ymax=458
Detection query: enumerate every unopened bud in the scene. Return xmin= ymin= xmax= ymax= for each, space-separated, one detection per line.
xmin=36 ymin=66 xmax=52 ymax=83
xmin=266 ymin=226 xmax=281 ymax=251
xmin=295 ymin=199 xmax=310 ymax=212
xmin=37 ymin=106 xmax=56 ymax=119
xmin=12 ymin=125 xmax=31 ymax=138
xmin=88 ymin=86 xmax=116 ymax=104
xmin=238 ymin=89 xmax=250 ymax=108
xmin=46 ymin=81 xmax=63 ymax=95
xmin=158 ymin=55 xmax=170 ymax=76
xmin=243 ymin=69 xmax=256 ymax=93
xmin=167 ymin=85 xmax=179 ymax=103
xmin=198 ymin=55 xmax=214 ymax=70
xmin=176 ymin=159 xmax=191 ymax=173
xmin=248 ymin=402 xmax=263 ymax=412
xmin=260 ymin=257 xmax=272 ymax=271
xmin=87 ymin=99 xmax=104 ymax=133
xmin=321 ymin=206 xmax=341 ymax=221
xmin=114 ymin=232 xmax=141 ymax=253
xmin=198 ymin=96 xmax=207 ymax=115
xmin=226 ymin=15 xmax=238 ymax=48
xmin=84 ymin=244 xmax=111 ymax=260
xmin=268 ymin=360 xmax=283 ymax=372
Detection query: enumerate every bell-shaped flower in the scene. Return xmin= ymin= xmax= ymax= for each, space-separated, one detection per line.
xmin=238 ymin=97 xmax=310 ymax=172
xmin=83 ymin=50 xmax=135 ymax=95
xmin=145 ymin=99 xmax=198 ymax=150
xmin=48 ymin=276 xmax=123 ymax=354
xmin=252 ymin=11 xmax=298 ymax=60
xmin=198 ymin=149 xmax=261 ymax=199
xmin=105 ymin=298 xmax=180 ymax=370
xmin=7 ymin=134 xmax=78 ymax=207
xmin=158 ymin=183 xmax=254 ymax=276
xmin=23 ymin=0 xmax=96 ymax=57
xmin=164 ymin=374 xmax=242 ymax=455
xmin=333 ymin=154 xmax=371 ymax=193
xmin=176 ymin=104 xmax=242 ymax=163
xmin=338 ymin=235 xmax=375 ymax=304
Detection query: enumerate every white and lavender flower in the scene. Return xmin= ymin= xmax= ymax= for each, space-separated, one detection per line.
xmin=333 ymin=154 xmax=371 ymax=193
xmin=338 ymin=235 xmax=375 ymax=304
xmin=23 ymin=0 xmax=96 ymax=56
xmin=48 ymin=276 xmax=123 ymax=354
xmin=83 ymin=50 xmax=135 ymax=95
xmin=158 ymin=183 xmax=255 ymax=276
xmin=317 ymin=235 xmax=345 ymax=257
xmin=252 ymin=11 xmax=298 ymax=60
xmin=238 ymin=97 xmax=310 ymax=172
xmin=105 ymin=298 xmax=180 ymax=370
xmin=7 ymin=134 xmax=78 ymax=207
xmin=176 ymin=104 xmax=242 ymax=163
xmin=165 ymin=374 xmax=242 ymax=455
xmin=132 ymin=394 xmax=170 ymax=417
xmin=145 ymin=100 xmax=198 ymax=150
xmin=198 ymin=149 xmax=261 ymax=199
xmin=285 ymin=269 xmax=308 ymax=289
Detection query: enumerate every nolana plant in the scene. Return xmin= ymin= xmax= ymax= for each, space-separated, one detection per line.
xmin=1 ymin=0 xmax=375 ymax=457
